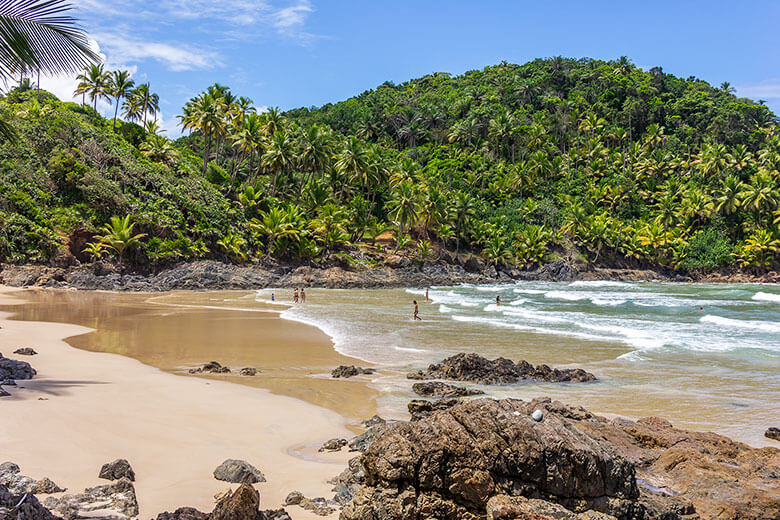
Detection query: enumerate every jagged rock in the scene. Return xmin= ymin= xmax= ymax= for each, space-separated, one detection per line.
xmin=210 ymin=483 xmax=261 ymax=520
xmin=331 ymin=365 xmax=375 ymax=378
xmin=412 ymin=381 xmax=484 ymax=398
xmin=0 ymin=355 xmax=36 ymax=381
xmin=535 ymin=260 xmax=579 ymax=281
xmin=0 ymin=462 xmax=20 ymax=475
xmin=408 ymin=398 xmax=460 ymax=421
xmin=155 ymin=507 xmax=208 ymax=520
xmin=239 ymin=367 xmax=258 ymax=376
xmin=328 ymin=456 xmax=366 ymax=506
xmin=361 ymin=415 xmax=386 ymax=428
xmin=0 ymin=482 xmax=61 ymax=520
xmin=13 ymin=348 xmax=37 ymax=356
xmin=263 ymin=508 xmax=292 ymax=520
xmin=411 ymin=353 xmax=596 ymax=384
xmin=188 ymin=361 xmax=231 ymax=374
xmin=213 ymin=459 xmax=266 ymax=484
xmin=214 ymin=488 xmax=232 ymax=502
xmin=31 ymin=477 xmax=66 ymax=494
xmin=45 ymin=476 xmax=138 ymax=519
xmin=319 ymin=438 xmax=348 ymax=452
xmin=487 ymin=495 xmax=617 ymax=519
xmin=98 ymin=458 xmax=135 ymax=482
xmin=348 ymin=422 xmax=392 ymax=452
xmin=766 ymin=427 xmax=780 ymax=441
xmin=0 ymin=386 xmax=9 ymax=397
xmin=283 ymin=491 xmax=304 ymax=505
xmin=298 ymin=496 xmax=335 ymax=516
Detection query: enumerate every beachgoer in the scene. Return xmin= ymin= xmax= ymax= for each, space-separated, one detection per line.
xmin=496 ymin=295 xmax=501 ymax=306
xmin=271 ymin=293 xmax=275 ymax=301
xmin=301 ymin=288 xmax=306 ymax=303
xmin=425 ymin=288 xmax=429 ymax=303
xmin=413 ymin=300 xmax=422 ymax=320
xmin=293 ymin=288 xmax=299 ymax=303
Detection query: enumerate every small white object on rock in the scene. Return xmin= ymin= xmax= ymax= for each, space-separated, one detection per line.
xmin=531 ymin=409 xmax=544 ymax=422
xmin=513 ymin=411 xmax=521 ymax=416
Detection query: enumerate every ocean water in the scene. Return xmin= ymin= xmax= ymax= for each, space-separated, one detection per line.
xmin=259 ymin=281 xmax=780 ymax=446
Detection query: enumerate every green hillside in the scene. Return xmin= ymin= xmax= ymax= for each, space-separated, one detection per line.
xmin=2 ymin=57 xmax=779 ymax=272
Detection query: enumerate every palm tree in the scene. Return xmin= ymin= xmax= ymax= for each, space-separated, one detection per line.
xmin=74 ymin=63 xmax=109 ymax=110
xmin=334 ymin=136 xmax=369 ymax=202
xmin=0 ymin=0 xmax=98 ymax=81
xmin=179 ymin=93 xmax=225 ymax=175
xmin=387 ymin=181 xmax=420 ymax=249
xmin=262 ymin=130 xmax=295 ymax=196
xmin=108 ymin=70 xmax=134 ymax=130
xmin=231 ymin=112 xmax=265 ymax=185
xmin=130 ymin=83 xmax=160 ymax=126
xmin=97 ymin=216 xmax=146 ymax=262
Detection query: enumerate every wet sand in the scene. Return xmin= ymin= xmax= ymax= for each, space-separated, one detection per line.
xmin=0 ymin=287 xmax=374 ymax=518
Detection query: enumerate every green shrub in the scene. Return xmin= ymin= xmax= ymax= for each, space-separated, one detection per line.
xmin=681 ymin=228 xmax=734 ymax=271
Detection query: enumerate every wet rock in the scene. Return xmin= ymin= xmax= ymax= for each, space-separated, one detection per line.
xmin=348 ymin=422 xmax=392 ymax=452
xmin=408 ymin=398 xmax=460 ymax=421
xmin=319 ymin=438 xmax=348 ymax=452
xmin=31 ymin=478 xmax=66 ymax=494
xmin=766 ymin=427 xmax=780 ymax=441
xmin=298 ymin=496 xmax=335 ymax=516
xmin=535 ymin=260 xmax=580 ymax=281
xmin=0 ymin=354 xmax=36 ymax=381
xmin=12 ymin=348 xmax=37 ymax=356
xmin=210 ymin=483 xmax=260 ymax=520
xmin=361 ymin=415 xmax=386 ymax=428
xmin=213 ymin=459 xmax=266 ymax=484
xmin=155 ymin=507 xmax=208 ymax=520
xmin=239 ymin=367 xmax=258 ymax=376
xmin=412 ymin=352 xmax=596 ymax=384
xmin=0 ymin=482 xmax=61 ymax=520
xmin=98 ymin=458 xmax=135 ymax=482
xmin=283 ymin=491 xmax=304 ymax=505
xmin=45 ymin=476 xmax=138 ymax=519
xmin=412 ymin=381 xmax=484 ymax=398
xmin=331 ymin=365 xmax=375 ymax=378
xmin=189 ymin=361 xmax=231 ymax=374
xmin=328 ymin=456 xmax=366 ymax=506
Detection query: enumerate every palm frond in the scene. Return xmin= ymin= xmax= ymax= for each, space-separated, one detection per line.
xmin=0 ymin=0 xmax=99 ymax=80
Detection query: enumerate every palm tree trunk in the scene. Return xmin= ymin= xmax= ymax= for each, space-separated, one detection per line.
xmin=113 ymin=96 xmax=121 ymax=131
xmin=202 ymin=134 xmax=211 ymax=175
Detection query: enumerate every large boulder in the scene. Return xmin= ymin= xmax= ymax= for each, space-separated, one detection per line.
xmin=99 ymin=458 xmax=135 ymax=482
xmin=210 ymin=483 xmax=261 ymax=520
xmin=331 ymin=365 xmax=375 ymax=378
xmin=0 ymin=354 xmax=36 ymax=381
xmin=409 ymin=353 xmax=596 ymax=385
xmin=766 ymin=427 xmax=780 ymax=441
xmin=213 ymin=459 xmax=266 ymax=484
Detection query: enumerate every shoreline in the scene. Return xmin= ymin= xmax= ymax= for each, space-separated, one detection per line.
xmin=0 ymin=286 xmax=361 ymax=519
xmin=2 ymin=259 xmax=778 ymax=293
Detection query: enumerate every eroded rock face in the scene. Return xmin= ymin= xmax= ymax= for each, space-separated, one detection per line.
xmin=0 ymin=483 xmax=61 ymax=520
xmin=45 ymin=477 xmax=138 ymax=519
xmin=409 ymin=353 xmax=596 ymax=385
xmin=331 ymin=366 xmax=376 ymax=378
xmin=0 ymin=463 xmax=66 ymax=495
xmin=340 ymin=397 xmax=780 ymax=520
xmin=98 ymin=458 xmax=135 ymax=482
xmin=213 ymin=459 xmax=266 ymax=484
xmin=412 ymin=381 xmax=484 ymax=398
xmin=155 ymin=507 xmax=208 ymax=520
xmin=189 ymin=361 xmax=231 ymax=374
xmin=210 ymin=483 xmax=261 ymax=520
xmin=408 ymin=398 xmax=460 ymax=421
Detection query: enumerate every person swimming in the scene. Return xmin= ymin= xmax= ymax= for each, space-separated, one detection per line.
xmin=413 ymin=300 xmax=422 ymax=320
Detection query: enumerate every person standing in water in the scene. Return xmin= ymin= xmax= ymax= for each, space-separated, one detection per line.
xmin=425 ymin=287 xmax=430 ymax=303
xmin=271 ymin=293 xmax=275 ymax=301
xmin=301 ymin=288 xmax=306 ymax=303
xmin=496 ymin=295 xmax=501 ymax=306
xmin=413 ymin=300 xmax=422 ymax=320
xmin=293 ymin=288 xmax=299 ymax=303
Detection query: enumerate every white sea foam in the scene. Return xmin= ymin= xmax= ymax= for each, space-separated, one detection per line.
xmin=753 ymin=291 xmax=780 ymax=303
xmin=569 ymin=280 xmax=632 ymax=288
xmin=508 ymin=299 xmax=526 ymax=306
xmin=513 ymin=289 xmax=546 ymax=294
xmin=544 ymin=291 xmax=589 ymax=301
xmin=439 ymin=305 xmax=454 ymax=314
xmin=394 ymin=345 xmax=426 ymax=353
xmin=701 ymin=315 xmax=780 ymax=333
xmin=591 ymin=298 xmax=628 ymax=306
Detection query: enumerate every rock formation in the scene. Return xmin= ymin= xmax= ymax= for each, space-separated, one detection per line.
xmin=213 ymin=459 xmax=266 ymax=484
xmin=412 ymin=381 xmax=485 ymax=398
xmin=331 ymin=366 xmax=376 ymax=378
xmin=12 ymin=348 xmax=37 ymax=356
xmin=98 ymin=459 xmax=136 ymax=482
xmin=189 ymin=361 xmax=231 ymax=374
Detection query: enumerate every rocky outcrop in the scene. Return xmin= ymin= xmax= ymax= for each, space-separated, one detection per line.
xmin=155 ymin=507 xmax=209 ymax=520
xmin=189 ymin=361 xmax=231 ymax=374
xmin=0 ymin=462 xmax=65 ymax=495
xmin=340 ymin=397 xmax=780 ymax=520
xmin=408 ymin=353 xmax=596 ymax=385
xmin=98 ymin=459 xmax=135 ymax=482
xmin=412 ymin=381 xmax=484 ymax=398
xmin=329 ymin=457 xmax=367 ymax=507
xmin=320 ymin=438 xmax=348 ymax=452
xmin=155 ymin=484 xmax=290 ymax=520
xmin=213 ymin=459 xmax=266 ymax=484
xmin=766 ymin=427 xmax=780 ymax=441
xmin=348 ymin=421 xmax=393 ymax=453
xmin=331 ymin=365 xmax=375 ymax=378
xmin=0 ymin=353 xmax=36 ymax=381
xmin=408 ymin=398 xmax=460 ymax=421
xmin=45 ymin=477 xmax=138 ymax=519
xmin=0 ymin=483 xmax=61 ymax=520
xmin=12 ymin=348 xmax=37 ymax=356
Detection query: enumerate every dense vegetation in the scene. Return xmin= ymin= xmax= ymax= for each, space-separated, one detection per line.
xmin=1 ymin=57 xmax=779 ymax=273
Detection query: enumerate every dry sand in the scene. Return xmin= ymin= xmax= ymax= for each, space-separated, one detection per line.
xmin=0 ymin=287 xmax=359 ymax=519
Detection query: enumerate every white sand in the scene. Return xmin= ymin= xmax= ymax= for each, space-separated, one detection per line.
xmin=0 ymin=287 xmax=352 ymax=519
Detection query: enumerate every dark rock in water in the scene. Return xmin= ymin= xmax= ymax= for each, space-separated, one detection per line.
xmin=210 ymin=483 xmax=261 ymax=520
xmin=0 ymin=482 xmax=61 ymax=520
xmin=406 ymin=370 xmax=426 ymax=380
xmin=361 ymin=415 xmax=386 ymax=428
xmin=408 ymin=398 xmax=460 ymax=421
xmin=239 ymin=367 xmax=258 ymax=376
xmin=331 ymin=365 xmax=375 ymax=378
xmin=319 ymin=438 xmax=347 ymax=452
xmin=99 ymin=459 xmax=135 ymax=482
xmin=283 ymin=491 xmax=304 ymax=505
xmin=342 ymin=397 xmax=780 ymax=520
xmin=188 ymin=361 xmax=231 ymax=374
xmin=13 ymin=348 xmax=37 ymax=356
xmin=412 ymin=353 xmax=596 ymax=385
xmin=155 ymin=507 xmax=208 ymax=520
xmin=213 ymin=459 xmax=266 ymax=484
xmin=45 ymin=476 xmax=138 ymax=519
xmin=412 ymin=381 xmax=484 ymax=398
xmin=766 ymin=427 xmax=780 ymax=441
xmin=0 ymin=355 xmax=36 ymax=381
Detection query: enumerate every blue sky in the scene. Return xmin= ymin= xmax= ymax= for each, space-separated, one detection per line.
xmin=42 ymin=1 xmax=780 ymax=133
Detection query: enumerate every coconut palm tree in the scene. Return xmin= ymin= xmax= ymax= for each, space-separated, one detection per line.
xmin=130 ymin=83 xmax=159 ymax=126
xmin=0 ymin=0 xmax=98 ymax=81
xmin=74 ymin=63 xmax=109 ymax=110
xmin=179 ymin=93 xmax=226 ymax=175
xmin=108 ymin=70 xmax=134 ymax=130
xmin=97 ymin=216 xmax=146 ymax=262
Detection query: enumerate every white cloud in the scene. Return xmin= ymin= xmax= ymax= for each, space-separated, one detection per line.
xmin=94 ymin=31 xmax=221 ymax=72
xmin=273 ymin=1 xmax=313 ymax=29
xmin=735 ymin=81 xmax=780 ymax=101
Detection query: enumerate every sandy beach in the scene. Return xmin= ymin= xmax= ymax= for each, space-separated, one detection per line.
xmin=0 ymin=286 xmax=365 ymax=518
